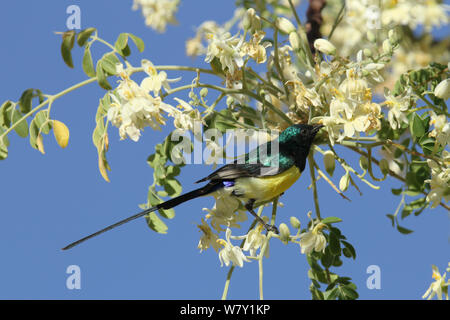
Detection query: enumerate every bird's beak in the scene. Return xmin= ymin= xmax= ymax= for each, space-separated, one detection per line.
xmin=312 ymin=124 xmax=324 ymax=134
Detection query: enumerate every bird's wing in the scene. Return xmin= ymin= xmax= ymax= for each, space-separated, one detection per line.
xmin=196 ymin=140 xmax=293 ymax=183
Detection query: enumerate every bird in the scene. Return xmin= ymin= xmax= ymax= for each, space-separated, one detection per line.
xmin=62 ymin=123 xmax=324 ymax=250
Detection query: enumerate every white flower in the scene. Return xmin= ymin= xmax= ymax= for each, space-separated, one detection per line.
xmin=108 ymin=82 xmax=171 ymax=141
xmin=314 ymin=39 xmax=336 ymax=56
xmin=171 ymin=98 xmax=202 ymax=132
xmin=218 ymin=228 xmax=250 ymax=268
xmin=242 ymin=30 xmax=271 ymax=64
xmin=197 ymin=218 xmax=220 ymax=253
xmin=299 ymin=219 xmax=327 ymax=255
xmin=186 ymin=36 xmax=204 ymax=57
xmin=286 ymin=79 xmax=322 ymax=113
xmin=379 ymin=146 xmax=406 ymax=178
xmin=203 ymin=189 xmax=247 ymax=232
xmin=384 ymin=88 xmax=413 ymax=130
xmin=429 ymin=111 xmax=450 ymax=148
xmin=140 ymin=59 xmax=181 ymax=96
xmin=382 ymin=0 xmax=449 ymax=32
xmin=107 ymin=62 xmax=179 ymax=142
xmin=422 ymin=265 xmax=449 ymax=300
xmin=243 ymin=224 xmax=266 ymax=257
xmin=425 ymin=159 xmax=450 ymax=208
xmin=339 ymin=68 xmax=368 ymax=101
xmin=132 ymin=0 xmax=179 ymax=33
xmin=434 ymin=79 xmax=450 ymax=100
xmin=204 ymin=31 xmax=244 ymax=75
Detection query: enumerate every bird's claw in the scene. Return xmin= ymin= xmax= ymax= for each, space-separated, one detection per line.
xmin=265 ymin=224 xmax=279 ymax=234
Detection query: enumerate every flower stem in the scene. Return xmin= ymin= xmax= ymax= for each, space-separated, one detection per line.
xmin=221 ymin=206 xmax=263 ymax=300
xmin=0 ymin=77 xmax=97 ymax=141
xmin=308 ymin=153 xmax=322 ymax=220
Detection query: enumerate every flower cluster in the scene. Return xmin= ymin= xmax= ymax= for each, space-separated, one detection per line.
xmin=322 ymin=0 xmax=450 ymax=88
xmin=132 ymin=0 xmax=179 ymax=33
xmin=425 ymin=156 xmax=450 ymax=209
xmin=422 ymin=264 xmax=449 ymax=300
xmin=107 ymin=60 xmax=200 ymax=141
xmin=311 ymin=47 xmax=387 ymax=143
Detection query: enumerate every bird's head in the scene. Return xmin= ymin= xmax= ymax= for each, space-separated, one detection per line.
xmin=278 ymin=124 xmax=324 ymax=170
xmin=279 ymin=123 xmax=324 ymax=148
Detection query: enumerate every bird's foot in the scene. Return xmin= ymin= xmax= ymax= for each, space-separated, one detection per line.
xmin=265 ymin=224 xmax=279 ymax=235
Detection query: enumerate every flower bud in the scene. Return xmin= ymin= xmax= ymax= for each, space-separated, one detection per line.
xmin=359 ymin=155 xmax=369 ymax=170
xmin=243 ymin=8 xmax=261 ymax=32
xmin=276 ymin=17 xmax=296 ymax=34
xmin=363 ymin=48 xmax=373 ymax=57
xmin=379 ymin=159 xmax=389 ymax=175
xmin=290 ymin=216 xmax=301 ymax=229
xmin=279 ymin=223 xmax=291 ymax=244
xmin=288 ymin=32 xmax=301 ymax=51
xmin=200 ymin=88 xmax=208 ymax=98
xmin=388 ymin=29 xmax=399 ymax=45
xmin=382 ymin=39 xmax=392 ymax=55
xmin=339 ymin=172 xmax=350 ymax=192
xmin=367 ymin=30 xmax=376 ymax=43
xmin=434 ymin=79 xmax=450 ymax=100
xmin=188 ymin=91 xmax=196 ymax=99
xmin=313 ymin=39 xmax=336 ymax=56
xmin=323 ymin=150 xmax=335 ymax=176
xmin=226 ymin=96 xmax=234 ymax=106
xmin=243 ymin=8 xmax=255 ymax=31
xmin=365 ymin=63 xmax=384 ymax=71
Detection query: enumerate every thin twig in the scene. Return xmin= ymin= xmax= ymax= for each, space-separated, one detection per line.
xmin=308 ymin=153 xmax=322 ymax=219
xmin=314 ymin=164 xmax=351 ymax=201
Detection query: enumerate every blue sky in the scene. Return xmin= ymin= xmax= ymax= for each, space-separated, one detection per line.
xmin=0 ymin=1 xmax=448 ymax=299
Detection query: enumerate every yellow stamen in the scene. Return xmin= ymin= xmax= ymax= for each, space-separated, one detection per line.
xmin=432 ymin=271 xmax=441 ymax=281
xmin=216 ymin=239 xmax=227 ymax=247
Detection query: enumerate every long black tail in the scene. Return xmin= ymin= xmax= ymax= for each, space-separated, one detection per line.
xmin=62 ymin=182 xmax=219 ymax=250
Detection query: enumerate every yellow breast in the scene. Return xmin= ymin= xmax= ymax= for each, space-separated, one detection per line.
xmin=234 ymin=166 xmax=301 ymax=202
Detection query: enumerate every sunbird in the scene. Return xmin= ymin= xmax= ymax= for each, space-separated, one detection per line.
xmin=62 ymin=123 xmax=323 ymax=250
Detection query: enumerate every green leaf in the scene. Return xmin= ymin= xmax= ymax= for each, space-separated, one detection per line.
xmin=341 ymin=240 xmax=356 ymax=259
xmin=320 ymin=247 xmax=334 ymax=268
xmin=331 ymin=257 xmax=343 ymax=267
xmin=128 ymin=33 xmax=145 ymax=52
xmin=386 ymin=214 xmax=395 ymax=227
xmin=145 ymin=212 xmax=168 ymax=234
xmin=121 ymin=44 xmax=131 ymax=57
xmin=310 ymin=286 xmax=325 ymax=300
xmin=11 ymin=108 xmax=28 ymax=138
xmin=391 ymin=188 xmax=402 ymax=195
xmin=29 ymin=110 xmax=51 ymax=151
xmin=77 ymin=27 xmax=96 ymax=47
xmin=321 ymin=216 xmax=342 ymax=224
xmin=19 ymin=89 xmax=33 ymax=114
xmin=114 ymin=34 xmax=132 ymax=57
xmin=82 ymin=45 xmax=96 ymax=77
xmin=0 ymin=126 xmax=9 ymax=160
xmin=114 ymin=33 xmax=128 ymax=51
xmin=163 ymin=178 xmax=182 ymax=197
xmin=324 ymin=287 xmax=339 ymax=300
xmin=410 ymin=113 xmax=426 ymax=138
xmin=96 ymin=60 xmax=112 ymax=90
xmin=0 ymin=101 xmax=13 ymax=128
xmin=60 ymin=30 xmax=76 ymax=68
xmin=328 ymin=231 xmax=341 ymax=256
xmin=341 ymin=285 xmax=359 ymax=300
xmin=166 ymin=165 xmax=181 ymax=178
xmin=306 ymin=255 xmax=323 ymax=273
xmin=397 ymin=225 xmax=413 ymax=235
xmin=100 ymin=52 xmax=120 ymax=75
